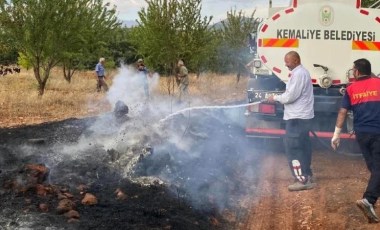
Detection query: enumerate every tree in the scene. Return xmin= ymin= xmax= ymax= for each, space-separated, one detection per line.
xmin=362 ymin=0 xmax=380 ymax=7
xmin=130 ymin=0 xmax=180 ymax=76
xmin=128 ymin=0 xmax=215 ymax=96
xmin=171 ymin=0 xmax=215 ymax=75
xmin=130 ymin=0 xmax=213 ymax=75
xmin=61 ymin=1 xmax=120 ymax=83
xmin=0 ymin=46 xmax=18 ymax=65
xmin=216 ymin=8 xmax=258 ymax=76
xmin=18 ymin=52 xmax=32 ymax=70
xmin=107 ymin=27 xmax=137 ymax=67
xmin=0 ymin=0 xmax=119 ymax=95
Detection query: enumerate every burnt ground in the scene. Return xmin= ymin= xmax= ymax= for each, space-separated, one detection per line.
xmin=1 ymin=107 xmax=377 ymax=230
xmin=0 ymin=108 xmax=262 ymax=230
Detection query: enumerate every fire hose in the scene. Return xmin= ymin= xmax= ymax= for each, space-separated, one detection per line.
xmin=310 ymin=130 xmax=362 ymax=157
xmin=159 ymin=101 xmax=362 ymax=157
xmin=159 ymin=101 xmax=259 ymax=123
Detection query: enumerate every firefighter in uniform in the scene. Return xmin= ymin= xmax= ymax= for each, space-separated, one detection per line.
xmin=332 ymin=58 xmax=380 ymax=223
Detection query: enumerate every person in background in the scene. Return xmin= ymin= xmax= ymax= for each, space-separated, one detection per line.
xmin=136 ymin=58 xmax=150 ymax=100
xmin=267 ymin=51 xmax=315 ymax=192
xmin=176 ymin=59 xmax=189 ymax=103
xmin=95 ymin=57 xmax=108 ymax=92
xmin=331 ymin=58 xmax=380 ymax=223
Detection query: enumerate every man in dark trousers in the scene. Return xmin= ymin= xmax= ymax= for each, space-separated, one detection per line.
xmin=332 ymin=58 xmax=380 ymax=223
xmin=268 ymin=51 xmax=315 ymax=192
xmin=95 ymin=57 xmax=108 ymax=92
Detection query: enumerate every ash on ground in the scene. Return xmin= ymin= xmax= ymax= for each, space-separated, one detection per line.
xmin=0 ymin=107 xmax=262 ymax=230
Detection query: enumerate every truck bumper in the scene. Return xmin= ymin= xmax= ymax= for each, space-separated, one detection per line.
xmin=245 ymin=127 xmax=355 ymax=139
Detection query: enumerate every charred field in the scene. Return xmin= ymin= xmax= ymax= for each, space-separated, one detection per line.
xmin=0 ymin=105 xmax=262 ymax=230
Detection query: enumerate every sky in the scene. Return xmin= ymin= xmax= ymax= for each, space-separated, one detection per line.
xmin=108 ymin=0 xmax=290 ymax=23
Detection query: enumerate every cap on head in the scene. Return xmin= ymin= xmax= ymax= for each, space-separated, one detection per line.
xmin=99 ymin=57 xmax=105 ymax=62
xmin=137 ymin=58 xmax=143 ymax=63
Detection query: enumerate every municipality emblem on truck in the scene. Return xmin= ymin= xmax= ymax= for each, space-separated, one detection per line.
xmin=320 ymin=6 xmax=334 ymax=26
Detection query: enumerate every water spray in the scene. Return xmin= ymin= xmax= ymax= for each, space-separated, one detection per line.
xmin=159 ymin=101 xmax=263 ymax=123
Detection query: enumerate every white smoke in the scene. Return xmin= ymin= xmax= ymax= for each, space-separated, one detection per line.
xmin=80 ymin=64 xmax=260 ymax=212
xmin=106 ymin=64 xmax=160 ymax=116
xmin=39 ymin=64 xmax=260 ymax=213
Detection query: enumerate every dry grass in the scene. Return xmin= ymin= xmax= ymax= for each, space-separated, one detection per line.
xmin=0 ymin=68 xmax=248 ymax=128
xmin=155 ymin=72 xmax=248 ymax=104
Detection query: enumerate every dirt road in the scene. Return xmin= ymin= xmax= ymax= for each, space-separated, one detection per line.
xmin=241 ymin=151 xmax=380 ymax=230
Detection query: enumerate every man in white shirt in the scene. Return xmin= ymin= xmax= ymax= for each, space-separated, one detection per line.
xmin=268 ymin=51 xmax=315 ymax=191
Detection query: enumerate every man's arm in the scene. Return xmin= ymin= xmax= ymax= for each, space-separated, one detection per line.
xmin=335 ymin=108 xmax=348 ymax=129
xmin=268 ymin=73 xmax=304 ymax=104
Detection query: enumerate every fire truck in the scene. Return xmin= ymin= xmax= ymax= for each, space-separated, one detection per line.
xmin=245 ymin=0 xmax=380 ymax=152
